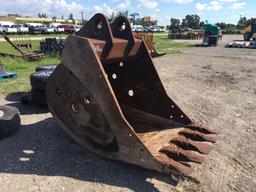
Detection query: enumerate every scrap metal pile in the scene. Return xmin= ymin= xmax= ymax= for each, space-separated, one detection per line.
xmin=225 ymin=40 xmax=256 ymax=49
xmin=169 ymin=31 xmax=204 ymax=40
xmin=46 ymin=14 xmax=218 ymax=176
xmin=168 ymin=27 xmax=204 ymax=40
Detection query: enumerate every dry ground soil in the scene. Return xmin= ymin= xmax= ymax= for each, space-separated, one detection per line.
xmin=0 ymin=35 xmax=255 ymax=192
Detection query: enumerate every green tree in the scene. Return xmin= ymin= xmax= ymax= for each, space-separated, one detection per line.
xmin=237 ymin=17 xmax=247 ymax=29
xmin=130 ymin=13 xmax=140 ymax=24
xmin=41 ymin=13 xmax=47 ymax=18
xmin=170 ymin=18 xmax=180 ymax=29
xmin=68 ymin=13 xmax=74 ymax=20
xmin=182 ymin=14 xmax=201 ymax=29
xmin=216 ymin=22 xmax=227 ymax=30
xmin=245 ymin=17 xmax=256 ymax=27
xmin=199 ymin=21 xmax=205 ymax=28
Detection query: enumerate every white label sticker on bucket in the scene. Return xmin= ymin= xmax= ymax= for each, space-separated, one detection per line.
xmin=93 ymin=45 xmax=103 ymax=53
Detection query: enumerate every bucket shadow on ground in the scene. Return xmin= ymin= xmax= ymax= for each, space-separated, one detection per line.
xmin=5 ymin=92 xmax=49 ymax=115
xmin=0 ymin=117 xmax=179 ymax=192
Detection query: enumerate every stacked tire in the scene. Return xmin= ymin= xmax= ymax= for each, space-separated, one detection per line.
xmin=30 ymin=64 xmax=57 ymax=106
xmin=0 ymin=106 xmax=20 ymax=140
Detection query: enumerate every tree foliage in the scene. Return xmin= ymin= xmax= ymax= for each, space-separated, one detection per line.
xmin=170 ymin=14 xmax=201 ymax=29
xmin=68 ymin=13 xmax=74 ymax=20
xmin=182 ymin=14 xmax=200 ymax=29
xmin=130 ymin=13 xmax=140 ymax=24
xmin=38 ymin=13 xmax=47 ymax=18
xmin=170 ymin=18 xmax=180 ymax=29
xmin=238 ymin=17 xmax=256 ymax=29
xmin=237 ymin=17 xmax=247 ymax=29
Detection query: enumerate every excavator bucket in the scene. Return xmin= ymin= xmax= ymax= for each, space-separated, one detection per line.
xmin=133 ymin=32 xmax=166 ymax=58
xmin=46 ymin=14 xmax=218 ymax=176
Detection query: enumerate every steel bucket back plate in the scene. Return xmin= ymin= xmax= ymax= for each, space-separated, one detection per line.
xmin=46 ymin=13 xmax=218 ymax=176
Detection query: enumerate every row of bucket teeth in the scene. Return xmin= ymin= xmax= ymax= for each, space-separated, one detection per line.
xmin=160 ymin=144 xmax=205 ymax=164
xmin=179 ymin=129 xmax=217 ymax=143
xmin=157 ymin=124 xmax=217 ymax=175
xmin=171 ymin=137 xmax=213 ymax=155
xmin=156 ymin=155 xmax=194 ymax=176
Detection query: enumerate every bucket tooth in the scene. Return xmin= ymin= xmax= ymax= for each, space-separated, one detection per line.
xmin=185 ymin=123 xmax=218 ymax=134
xmin=170 ymin=137 xmax=214 ymax=155
xmin=179 ymin=129 xmax=218 ymax=143
xmin=46 ymin=13 xmax=218 ymax=177
xmin=156 ymin=155 xmax=193 ymax=176
xmin=160 ymin=145 xmax=205 ymax=164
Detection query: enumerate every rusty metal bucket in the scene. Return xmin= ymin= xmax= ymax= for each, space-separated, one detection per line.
xmin=133 ymin=32 xmax=166 ymax=58
xmin=46 ymin=14 xmax=217 ymax=176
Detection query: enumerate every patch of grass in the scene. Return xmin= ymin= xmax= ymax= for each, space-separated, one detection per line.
xmin=0 ymin=41 xmax=41 ymax=55
xmin=0 ymin=56 xmax=60 ymax=95
xmin=153 ymin=32 xmax=169 ymax=36
xmin=154 ymin=33 xmax=194 ymax=54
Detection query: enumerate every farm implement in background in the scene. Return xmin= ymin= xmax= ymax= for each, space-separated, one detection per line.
xmin=133 ymin=32 xmax=166 ymax=58
xmin=0 ymin=33 xmax=43 ymax=61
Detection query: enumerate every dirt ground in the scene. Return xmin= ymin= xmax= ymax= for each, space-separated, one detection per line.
xmin=0 ymin=35 xmax=256 ymax=192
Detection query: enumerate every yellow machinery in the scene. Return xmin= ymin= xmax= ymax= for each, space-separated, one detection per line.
xmin=243 ymin=24 xmax=256 ymax=41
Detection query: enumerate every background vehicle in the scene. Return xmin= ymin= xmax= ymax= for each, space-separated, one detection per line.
xmin=0 ymin=24 xmax=17 ymax=34
xmin=132 ymin=25 xmax=144 ymax=32
xmin=27 ymin=24 xmax=54 ymax=34
xmin=150 ymin=26 xmax=159 ymax=32
xmin=56 ymin=26 xmax=65 ymax=33
xmin=38 ymin=25 xmax=55 ymax=34
xmin=73 ymin=25 xmax=81 ymax=32
xmin=26 ymin=23 xmax=42 ymax=34
xmin=144 ymin=27 xmax=153 ymax=32
xmin=157 ymin=26 xmax=165 ymax=32
xmin=59 ymin=25 xmax=75 ymax=33
xmin=11 ymin=24 xmax=29 ymax=34
xmin=243 ymin=23 xmax=256 ymax=41
xmin=202 ymin=24 xmax=221 ymax=46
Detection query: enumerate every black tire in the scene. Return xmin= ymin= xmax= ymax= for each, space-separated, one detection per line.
xmin=0 ymin=106 xmax=20 ymax=140
xmin=244 ymin=32 xmax=252 ymax=41
xmin=35 ymin=64 xmax=58 ymax=72
xmin=30 ymin=70 xmax=53 ymax=90
xmin=31 ymin=88 xmax=47 ymax=106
